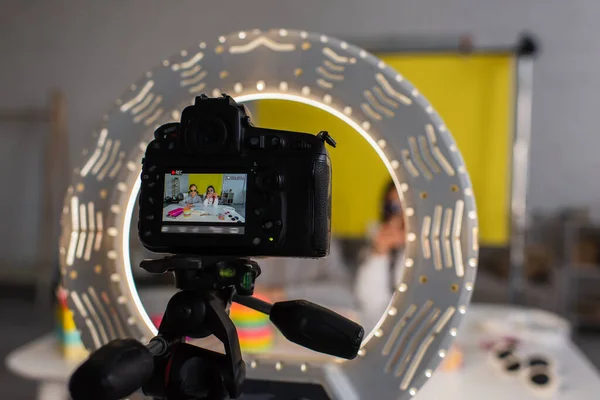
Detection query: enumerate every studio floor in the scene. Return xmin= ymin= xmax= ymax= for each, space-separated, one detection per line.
xmin=2 ymin=281 xmax=600 ymax=399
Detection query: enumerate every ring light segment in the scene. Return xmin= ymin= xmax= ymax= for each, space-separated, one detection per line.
xmin=60 ymin=29 xmax=478 ymax=399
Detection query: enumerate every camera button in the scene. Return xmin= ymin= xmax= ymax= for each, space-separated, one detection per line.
xmin=262 ymin=221 xmax=274 ymax=230
xmin=148 ymin=165 xmax=157 ymax=173
xmin=268 ymin=136 xmax=281 ymax=148
xmin=146 ymin=214 xmax=155 ymax=221
xmin=252 ymin=237 xmax=261 ymax=245
xmin=148 ymin=197 xmax=155 ymax=205
xmin=248 ymin=136 xmax=261 ymax=148
xmin=147 ymin=182 xmax=157 ymax=188
xmin=275 ymin=220 xmax=282 ymax=227
xmin=254 ymin=208 xmax=265 ymax=217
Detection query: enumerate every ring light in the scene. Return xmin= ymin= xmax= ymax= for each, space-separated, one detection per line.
xmin=60 ymin=29 xmax=478 ymax=399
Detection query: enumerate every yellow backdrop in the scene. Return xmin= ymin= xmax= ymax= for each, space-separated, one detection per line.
xmin=188 ymin=174 xmax=223 ymax=196
xmin=255 ymin=53 xmax=514 ymax=245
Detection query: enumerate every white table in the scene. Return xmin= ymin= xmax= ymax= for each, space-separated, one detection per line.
xmin=163 ymin=203 xmax=245 ymax=223
xmin=418 ymin=305 xmax=600 ymax=400
xmin=6 ymin=305 xmax=600 ymax=400
xmin=5 ymin=335 xmax=81 ymax=400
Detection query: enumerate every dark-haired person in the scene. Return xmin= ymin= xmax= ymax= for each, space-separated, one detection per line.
xmin=203 ymin=185 xmax=219 ymax=206
xmin=185 ymin=184 xmax=202 ymax=205
xmin=355 ymin=180 xmax=406 ymax=330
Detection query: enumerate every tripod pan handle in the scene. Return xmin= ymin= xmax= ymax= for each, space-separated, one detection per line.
xmin=270 ymin=300 xmax=364 ymax=360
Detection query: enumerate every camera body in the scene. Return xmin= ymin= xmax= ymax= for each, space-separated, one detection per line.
xmin=138 ymin=95 xmax=333 ymax=258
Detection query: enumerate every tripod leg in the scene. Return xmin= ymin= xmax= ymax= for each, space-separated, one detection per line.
xmin=204 ymin=292 xmax=246 ymax=399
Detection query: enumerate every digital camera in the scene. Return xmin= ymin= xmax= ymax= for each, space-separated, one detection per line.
xmin=138 ymin=94 xmax=335 ymax=258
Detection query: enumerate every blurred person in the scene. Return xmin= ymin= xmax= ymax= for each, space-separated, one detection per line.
xmin=203 ymin=185 xmax=219 ymax=206
xmin=185 ymin=184 xmax=202 ymax=205
xmin=355 ymin=180 xmax=405 ymax=330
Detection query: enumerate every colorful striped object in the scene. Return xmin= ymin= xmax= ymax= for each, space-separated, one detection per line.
xmin=230 ymin=292 xmax=274 ymax=353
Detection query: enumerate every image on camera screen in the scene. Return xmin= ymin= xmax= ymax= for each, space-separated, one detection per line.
xmin=161 ymin=172 xmax=247 ymax=235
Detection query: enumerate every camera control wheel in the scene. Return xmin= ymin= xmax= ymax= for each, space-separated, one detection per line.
xmin=254 ymin=170 xmax=282 ymax=191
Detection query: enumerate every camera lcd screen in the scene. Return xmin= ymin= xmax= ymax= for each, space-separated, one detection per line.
xmin=161 ymin=171 xmax=247 ymax=235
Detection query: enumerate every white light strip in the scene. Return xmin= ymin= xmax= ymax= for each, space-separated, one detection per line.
xmin=85 ymin=319 xmax=102 ymax=349
xmin=120 ymin=80 xmax=154 ymax=112
xmin=316 ymin=79 xmax=334 ymax=89
xmin=80 ymin=151 xmax=101 ymax=178
xmin=70 ymin=291 xmax=87 ymax=317
xmin=76 ymin=232 xmax=86 ymax=260
xmin=361 ymin=103 xmax=382 ymax=120
xmin=71 ymin=292 xmax=101 ymax=348
xmin=91 ymin=139 xmax=113 ymax=175
xmin=395 ymin=308 xmax=440 ymax=378
xmin=66 ymin=232 xmax=78 ymax=267
xmin=384 ymin=301 xmax=433 ymax=373
xmin=382 ymin=304 xmax=417 ymax=356
xmin=180 ymin=52 xmax=204 ymax=69
xmin=134 ymin=96 xmax=162 ymax=123
xmin=472 ymin=227 xmax=479 ymax=251
xmin=323 ymin=60 xmax=345 ymax=72
xmin=189 ymin=82 xmax=207 ymax=94
xmin=94 ymin=211 xmax=104 ymax=251
xmin=87 ymin=203 xmax=95 ymax=230
xmin=442 ymin=208 xmax=453 ymax=268
xmin=316 ymin=66 xmax=344 ymax=81
xmin=79 ymin=127 xmax=109 ymax=175
xmin=322 ymin=47 xmax=350 ymax=64
xmin=84 ymin=232 xmax=94 ymax=261
xmin=96 ymin=211 xmax=104 ymax=231
xmin=131 ymin=93 xmax=155 ymax=115
xmin=82 ymin=292 xmax=109 ymax=345
xmin=181 ymin=70 xmax=207 ymax=87
xmin=89 ymin=287 xmax=117 ymax=340
xmin=123 ymin=178 xmax=159 ymax=335
xmin=453 ymin=200 xmax=465 ymax=277
xmin=408 ymin=137 xmax=432 ymax=180
xmin=108 ymin=299 xmax=127 ymax=338
xmin=421 ymin=216 xmax=431 ymax=259
xmin=144 ymin=108 xmax=164 ymax=126
xmin=425 ymin=124 xmax=436 ymax=142
xmin=375 ymin=73 xmax=412 ymax=105
xmin=419 ymin=136 xmax=441 ymax=173
xmin=122 ymin=92 xmax=404 ymax=342
xmin=84 ymin=204 xmax=96 ymax=260
xmin=401 ymin=307 xmax=455 ymax=390
xmin=373 ymin=86 xmax=399 ymax=109
xmin=431 ymin=205 xmax=443 ymax=271
xmin=70 ymin=196 xmax=79 ymax=231
xmin=94 ymin=232 xmax=103 ymax=252
xmin=364 ymin=90 xmax=394 ymax=117
xmin=229 ymin=36 xmax=295 ymax=54
xmin=98 ymin=128 xmax=108 ymax=147
xmin=98 ymin=140 xmax=121 ymax=181
xmin=401 ymin=149 xmax=419 ymax=177
xmin=181 ymin=65 xmax=201 ymax=78
xmin=108 ymin=153 xmax=125 ymax=178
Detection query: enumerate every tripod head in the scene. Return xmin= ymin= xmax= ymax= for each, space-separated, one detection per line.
xmin=69 ymin=255 xmax=364 ymax=400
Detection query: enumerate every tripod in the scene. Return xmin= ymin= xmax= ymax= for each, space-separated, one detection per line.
xmin=69 ymin=255 xmax=364 ymax=400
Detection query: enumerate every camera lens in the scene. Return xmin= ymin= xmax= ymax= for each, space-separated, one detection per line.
xmin=185 ymin=117 xmax=228 ymax=152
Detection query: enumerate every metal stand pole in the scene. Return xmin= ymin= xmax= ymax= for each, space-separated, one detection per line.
xmin=508 ymin=35 xmax=538 ymax=304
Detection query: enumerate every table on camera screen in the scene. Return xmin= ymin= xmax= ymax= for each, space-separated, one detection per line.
xmin=163 ymin=203 xmax=246 ymax=223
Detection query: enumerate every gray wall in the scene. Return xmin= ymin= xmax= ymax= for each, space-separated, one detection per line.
xmin=1 ymin=0 xmax=599 ymax=266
